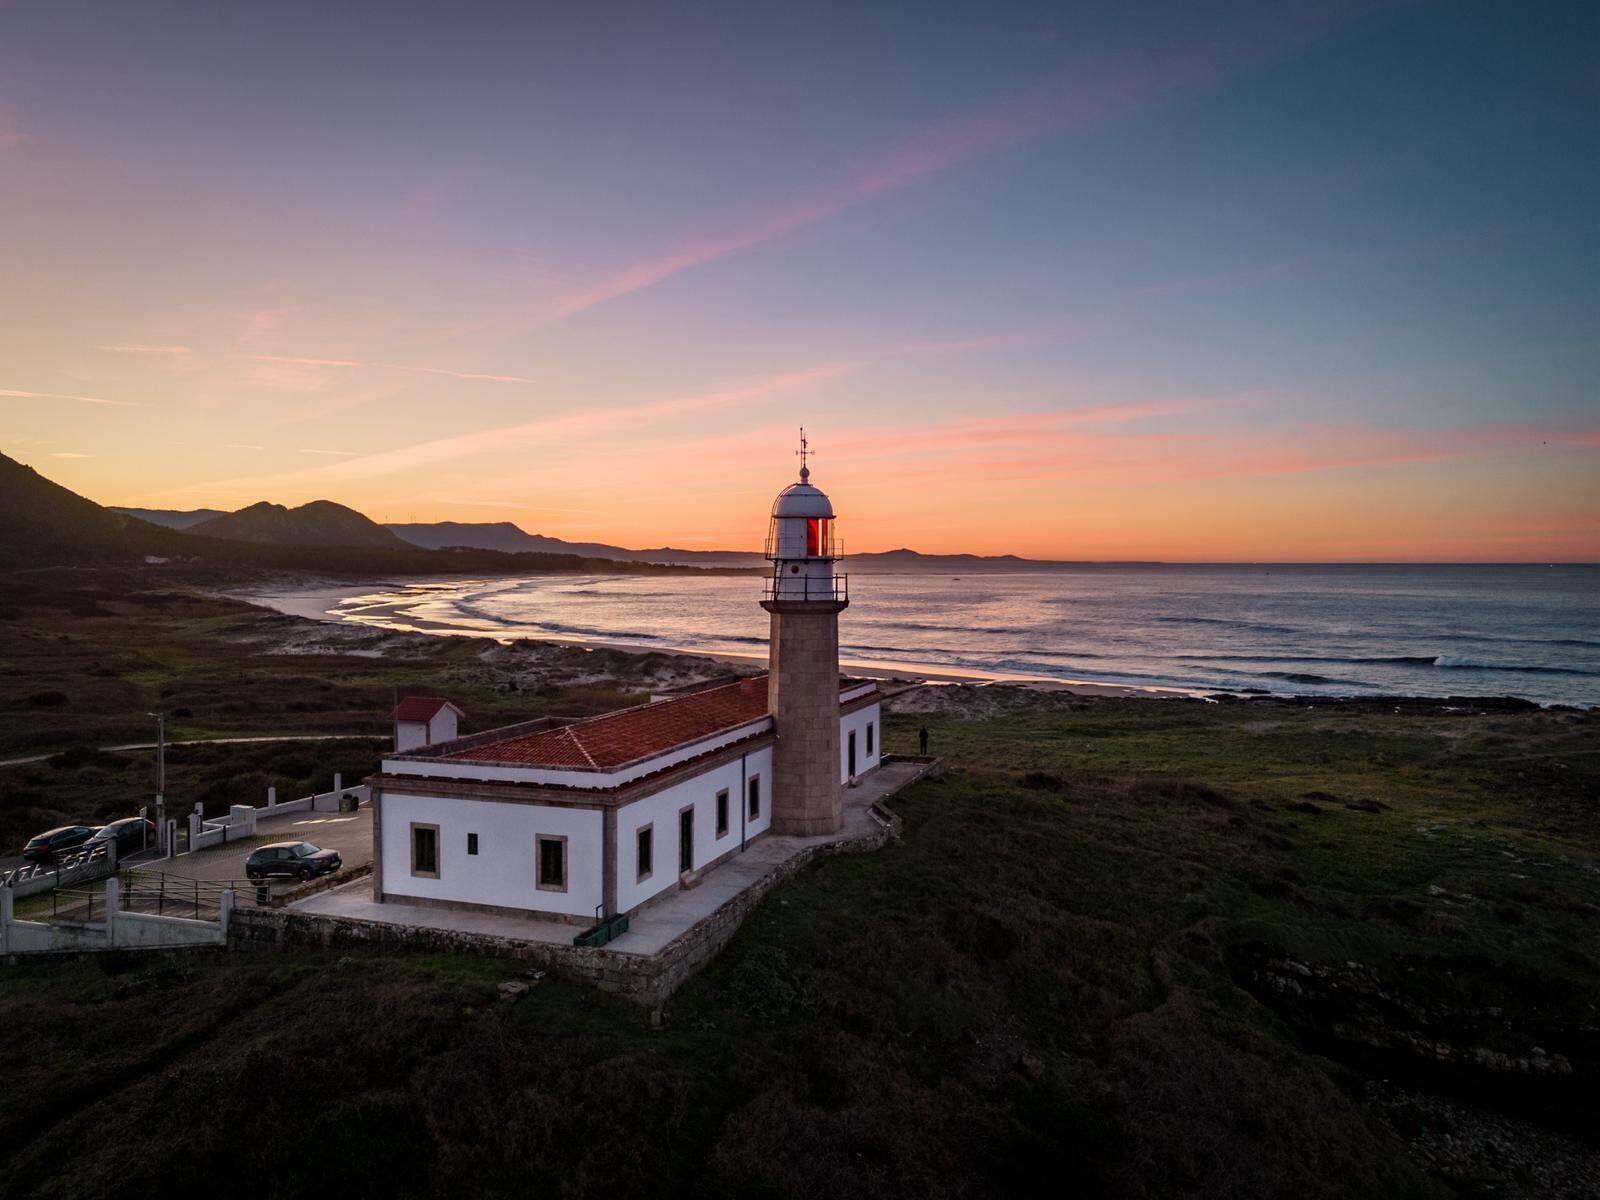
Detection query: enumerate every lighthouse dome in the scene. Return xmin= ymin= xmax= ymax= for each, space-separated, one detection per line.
xmin=771 ymin=479 xmax=834 ymax=519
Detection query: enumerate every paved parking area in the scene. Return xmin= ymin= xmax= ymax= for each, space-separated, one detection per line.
xmin=151 ymin=806 xmax=373 ymax=882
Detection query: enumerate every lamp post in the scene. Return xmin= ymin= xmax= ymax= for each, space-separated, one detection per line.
xmin=149 ymin=711 xmax=165 ymax=852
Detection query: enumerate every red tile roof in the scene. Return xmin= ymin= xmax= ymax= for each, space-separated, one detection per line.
xmin=450 ymin=676 xmax=774 ymax=769
xmin=394 ymin=696 xmax=458 ymax=723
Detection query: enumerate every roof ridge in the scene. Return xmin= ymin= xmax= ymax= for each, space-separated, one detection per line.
xmin=560 ymin=724 xmax=600 ymax=769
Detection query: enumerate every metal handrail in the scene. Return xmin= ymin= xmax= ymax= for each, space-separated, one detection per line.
xmin=762 ymin=573 xmax=849 ymax=603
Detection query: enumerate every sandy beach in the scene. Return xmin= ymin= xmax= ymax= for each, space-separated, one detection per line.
xmin=231 ymin=579 xmax=1198 ymax=700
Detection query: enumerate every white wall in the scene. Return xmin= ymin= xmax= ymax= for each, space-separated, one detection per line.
xmin=395 ymin=720 xmax=429 ymax=753
xmin=380 ymin=792 xmax=604 ymax=921
xmin=614 ymin=745 xmax=773 ymax=915
xmin=429 ymin=708 xmax=459 ymax=744
xmin=839 ymin=702 xmax=881 ymax=782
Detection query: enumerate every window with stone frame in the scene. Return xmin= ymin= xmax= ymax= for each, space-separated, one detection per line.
xmin=636 ymin=824 xmax=653 ymax=882
xmin=536 ymin=835 xmax=567 ymax=892
xmin=411 ymin=823 xmax=439 ymax=878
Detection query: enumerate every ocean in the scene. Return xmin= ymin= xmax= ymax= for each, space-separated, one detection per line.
xmin=318 ymin=565 xmax=1600 ymax=707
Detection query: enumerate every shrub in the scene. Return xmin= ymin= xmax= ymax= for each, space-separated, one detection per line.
xmin=25 ymin=690 xmax=67 ymax=707
xmin=728 ymin=945 xmax=798 ymax=1016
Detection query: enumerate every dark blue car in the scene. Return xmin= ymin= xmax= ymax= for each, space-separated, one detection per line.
xmin=245 ymin=841 xmax=341 ymax=882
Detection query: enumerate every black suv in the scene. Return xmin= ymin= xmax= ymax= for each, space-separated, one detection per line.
xmin=22 ymin=825 xmax=100 ymax=863
xmin=83 ymin=817 xmax=157 ymax=859
xmin=245 ymin=842 xmax=342 ymax=882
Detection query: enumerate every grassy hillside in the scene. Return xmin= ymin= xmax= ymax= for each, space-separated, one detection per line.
xmin=0 ymin=455 xmax=185 ymax=568
xmin=0 ymin=693 xmax=1594 ymax=1197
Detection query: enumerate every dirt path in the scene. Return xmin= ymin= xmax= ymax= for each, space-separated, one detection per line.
xmin=0 ymin=732 xmax=386 ymax=770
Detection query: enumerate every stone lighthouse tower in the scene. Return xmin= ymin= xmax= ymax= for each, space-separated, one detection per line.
xmin=761 ymin=430 xmax=847 ymax=836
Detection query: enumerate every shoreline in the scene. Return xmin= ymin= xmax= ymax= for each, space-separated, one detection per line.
xmin=226 ymin=577 xmax=1592 ymax=710
xmin=230 ymin=579 xmax=1204 ymax=701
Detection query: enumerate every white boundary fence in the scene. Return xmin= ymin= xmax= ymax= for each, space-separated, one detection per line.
xmin=0 ymin=843 xmax=120 ymax=898
xmin=184 ymin=776 xmax=371 ymax=854
xmin=0 ymin=876 xmax=231 ymax=956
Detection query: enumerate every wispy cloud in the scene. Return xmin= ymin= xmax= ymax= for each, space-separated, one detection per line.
xmin=545 ymin=8 xmax=1363 ymax=320
xmin=841 ymin=415 xmax=1600 ymax=489
xmin=253 ymin=354 xmax=363 ymax=368
xmin=100 ymin=344 xmax=193 ymax=355
xmin=50 ymin=452 xmax=92 ymax=459
xmin=1 ymin=386 xmax=135 ymax=407
xmin=160 ymin=360 xmax=858 ymax=497
xmin=252 ymin=354 xmax=533 ymax=384
xmin=378 ymin=363 xmax=535 ymax=384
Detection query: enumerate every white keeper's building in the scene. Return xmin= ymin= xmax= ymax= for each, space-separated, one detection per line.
xmin=368 ymin=449 xmax=880 ymax=925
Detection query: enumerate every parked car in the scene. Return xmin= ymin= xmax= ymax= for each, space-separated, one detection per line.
xmin=22 ymin=825 xmax=101 ymax=863
xmin=84 ymin=817 xmax=157 ymax=858
xmin=245 ymin=842 xmax=342 ymax=882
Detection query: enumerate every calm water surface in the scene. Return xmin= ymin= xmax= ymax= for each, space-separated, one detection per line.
xmin=327 ymin=565 xmax=1600 ymax=707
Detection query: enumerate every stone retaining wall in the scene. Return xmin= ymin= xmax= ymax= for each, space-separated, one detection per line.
xmin=229 ymin=759 xmax=938 ymax=1013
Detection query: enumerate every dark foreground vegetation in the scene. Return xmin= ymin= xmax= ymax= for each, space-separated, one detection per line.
xmin=1 ymin=684 xmax=1596 ymax=1197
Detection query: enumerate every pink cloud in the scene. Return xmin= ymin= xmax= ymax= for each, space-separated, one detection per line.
xmin=162 ymin=359 xmax=860 ymax=497
xmin=378 ymin=363 xmax=536 ymax=384
xmin=250 ymin=354 xmax=534 ymax=384
xmin=252 ymin=354 xmax=363 ymax=368
xmin=100 ymin=344 xmax=193 ymax=355
xmin=546 ymin=7 xmax=1367 ymax=320
xmin=805 ymin=409 xmax=1600 ymax=491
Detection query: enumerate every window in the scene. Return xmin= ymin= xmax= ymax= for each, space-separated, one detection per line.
xmin=636 ymin=824 xmax=653 ymax=882
xmin=536 ymin=835 xmax=567 ymax=892
xmin=410 ymin=823 xmax=439 ymax=878
xmin=805 ymin=517 xmax=829 ymax=556
xmin=679 ymin=806 xmax=694 ymax=874
xmin=748 ymin=775 xmax=761 ymax=820
xmin=467 ymin=832 xmax=478 ymax=856
xmin=716 ymin=789 xmax=729 ymax=838
xmin=848 ymin=730 xmax=857 ymax=777
xmin=867 ymin=721 xmax=874 ymax=754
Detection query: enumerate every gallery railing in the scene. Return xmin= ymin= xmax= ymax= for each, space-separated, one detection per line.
xmin=762 ymin=573 xmax=849 ymax=604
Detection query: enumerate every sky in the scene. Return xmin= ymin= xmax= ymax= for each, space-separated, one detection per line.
xmin=1 ymin=0 xmax=1596 ymax=561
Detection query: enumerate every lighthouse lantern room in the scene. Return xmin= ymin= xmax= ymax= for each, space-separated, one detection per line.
xmin=763 ymin=429 xmax=846 ymax=605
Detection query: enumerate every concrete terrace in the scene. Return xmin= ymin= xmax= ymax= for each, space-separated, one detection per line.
xmin=289 ymin=759 xmax=928 ymax=955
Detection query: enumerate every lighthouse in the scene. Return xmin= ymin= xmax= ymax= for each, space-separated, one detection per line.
xmin=761 ymin=430 xmax=848 ymax=836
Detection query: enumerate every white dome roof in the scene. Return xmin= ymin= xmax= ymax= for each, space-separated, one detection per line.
xmin=771 ymin=479 xmax=834 ymax=519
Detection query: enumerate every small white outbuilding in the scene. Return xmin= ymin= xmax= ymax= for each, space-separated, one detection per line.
xmin=393 ymin=696 xmax=464 ymax=753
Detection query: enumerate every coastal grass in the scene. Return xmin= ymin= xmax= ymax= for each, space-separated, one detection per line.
xmin=1 ymin=569 xmax=1595 ymax=1196
xmin=2 ymin=699 xmax=1594 ymax=1197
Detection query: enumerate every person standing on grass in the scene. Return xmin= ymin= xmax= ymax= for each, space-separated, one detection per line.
xmin=918 ymin=726 xmax=929 ymax=755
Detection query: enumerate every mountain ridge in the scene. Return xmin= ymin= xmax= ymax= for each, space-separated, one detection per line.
xmin=189 ymin=500 xmax=409 ymax=548
xmin=2 ymin=457 xmax=735 ymax=577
